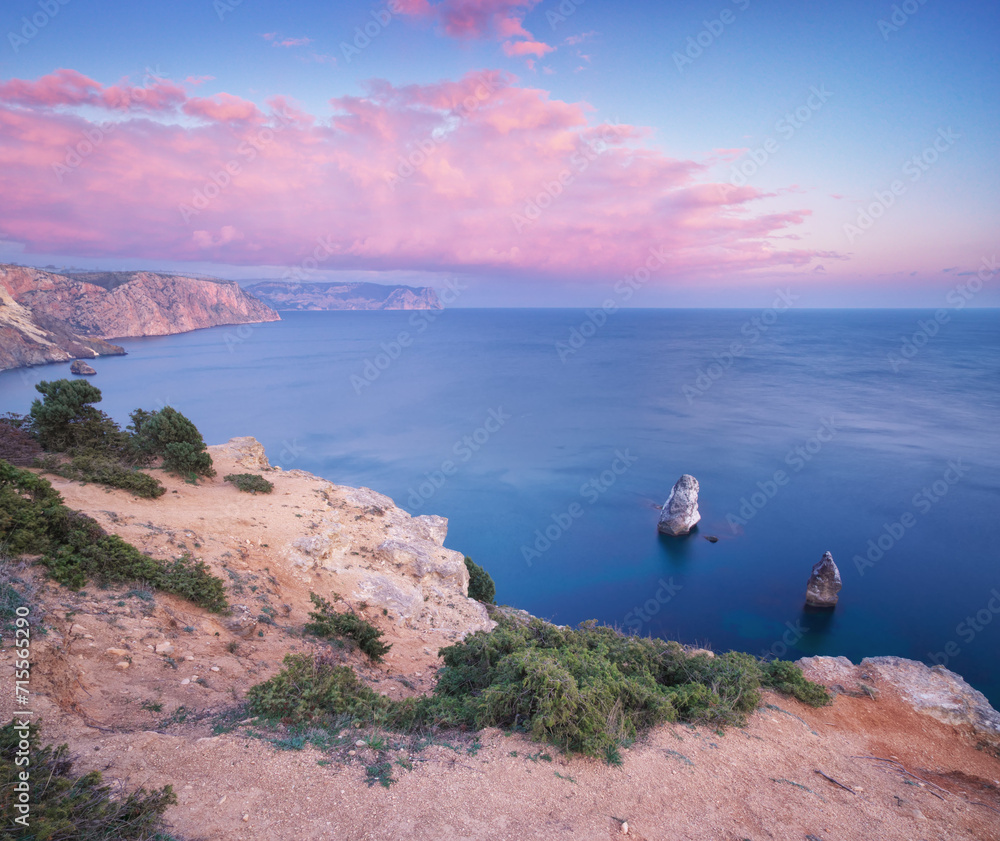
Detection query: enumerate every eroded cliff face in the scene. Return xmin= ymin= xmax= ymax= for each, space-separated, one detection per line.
xmin=2 ymin=265 xmax=280 ymax=341
xmin=247 ymin=280 xmax=442 ymax=311
xmin=0 ymin=274 xmax=125 ymax=371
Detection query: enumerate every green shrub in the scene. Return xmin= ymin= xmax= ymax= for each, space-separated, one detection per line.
xmin=304 ymin=593 xmax=391 ymax=663
xmin=0 ymin=460 xmax=227 ymax=613
xmin=48 ymin=455 xmax=165 ymax=499
xmin=247 ymin=653 xmax=388 ymax=725
xmin=130 ymin=407 xmax=214 ymax=477
xmin=224 ymin=473 xmax=274 ymax=494
xmin=762 ymin=659 xmax=833 ymax=707
xmin=464 ymin=556 xmax=495 ymax=604
xmin=0 ymin=721 xmax=178 ymax=840
xmin=251 ymin=616 xmax=830 ymax=760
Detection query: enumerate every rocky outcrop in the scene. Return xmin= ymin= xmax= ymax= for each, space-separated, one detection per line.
xmin=70 ymin=360 xmax=97 ymax=375
xmin=213 ymin=436 xmax=271 ymax=471
xmin=0 ymin=274 xmax=125 ymax=371
xmin=0 ymin=265 xmax=280 ymax=370
xmin=657 ymin=474 xmax=701 ymax=535
xmin=805 ymin=551 xmax=842 ymax=607
xmin=247 ymin=280 xmax=442 ymax=311
xmin=798 ymin=654 xmax=1000 ymax=750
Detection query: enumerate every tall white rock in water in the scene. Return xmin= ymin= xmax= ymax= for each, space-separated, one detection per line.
xmin=805 ymin=551 xmax=842 ymax=607
xmin=657 ymin=474 xmax=701 ymax=535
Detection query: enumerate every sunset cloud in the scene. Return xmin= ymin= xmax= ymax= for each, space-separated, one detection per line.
xmin=0 ymin=69 xmax=834 ymax=281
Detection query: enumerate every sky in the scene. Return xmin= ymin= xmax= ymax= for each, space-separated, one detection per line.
xmin=0 ymin=0 xmax=996 ymax=307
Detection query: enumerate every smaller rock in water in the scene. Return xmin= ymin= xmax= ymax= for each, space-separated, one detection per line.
xmin=805 ymin=551 xmax=842 ymax=607
xmin=70 ymin=359 xmax=97 ymax=375
xmin=704 ymin=535 xmax=719 ymax=543
xmin=657 ymin=474 xmax=701 ymax=536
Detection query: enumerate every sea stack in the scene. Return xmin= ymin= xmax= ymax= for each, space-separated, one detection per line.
xmin=805 ymin=551 xmax=842 ymax=607
xmin=70 ymin=359 xmax=97 ymax=375
xmin=657 ymin=474 xmax=701 ymax=536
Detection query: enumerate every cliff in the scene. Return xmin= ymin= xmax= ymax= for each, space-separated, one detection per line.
xmin=0 ymin=441 xmax=997 ymax=840
xmin=0 ymin=274 xmax=126 ymax=370
xmin=247 ymin=280 xmax=442 ymax=311
xmin=0 ymin=266 xmax=280 ymax=351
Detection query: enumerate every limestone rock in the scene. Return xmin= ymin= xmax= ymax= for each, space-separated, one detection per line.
xmin=657 ymin=474 xmax=701 ymax=536
xmin=70 ymin=359 xmax=97 ymax=375
xmin=225 ymin=605 xmax=258 ymax=638
xmin=863 ymin=656 xmax=1000 ymax=748
xmin=212 ymin=437 xmax=271 ymax=471
xmin=154 ymin=642 xmax=175 ymax=655
xmin=805 ymin=551 xmax=842 ymax=607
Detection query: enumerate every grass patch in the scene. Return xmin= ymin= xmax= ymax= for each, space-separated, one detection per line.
xmin=0 ymin=721 xmax=179 ymax=840
xmin=304 ymin=592 xmax=391 ymax=663
xmin=224 ymin=473 xmax=274 ymax=494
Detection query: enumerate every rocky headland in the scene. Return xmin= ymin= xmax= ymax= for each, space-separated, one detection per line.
xmin=0 ymin=440 xmax=997 ymax=840
xmin=247 ymin=279 xmax=442 ymax=311
xmin=0 ymin=265 xmax=280 ymax=371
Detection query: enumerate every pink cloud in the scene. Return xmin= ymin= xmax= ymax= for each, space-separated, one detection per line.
xmin=182 ymin=93 xmax=263 ymax=123
xmin=398 ymin=0 xmax=555 ymax=63
xmin=0 ymin=69 xmax=186 ymax=113
xmin=277 ymin=37 xmax=313 ymax=47
xmin=502 ymin=39 xmax=554 ymax=58
xmin=185 ymin=75 xmax=216 ymax=86
xmin=0 ymin=69 xmax=836 ymax=282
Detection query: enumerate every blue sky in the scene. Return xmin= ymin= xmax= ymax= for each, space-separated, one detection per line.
xmin=0 ymin=0 xmax=997 ymax=306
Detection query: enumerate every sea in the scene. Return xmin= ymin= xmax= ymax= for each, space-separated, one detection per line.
xmin=2 ymin=308 xmax=998 ymax=705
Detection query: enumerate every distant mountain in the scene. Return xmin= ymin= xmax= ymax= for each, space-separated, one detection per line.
xmin=0 ymin=265 xmax=280 ymax=372
xmin=247 ymin=280 xmax=442 ymax=311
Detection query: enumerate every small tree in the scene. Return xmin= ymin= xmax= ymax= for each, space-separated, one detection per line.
xmin=465 ymin=556 xmax=496 ymax=604
xmin=130 ymin=406 xmax=215 ymax=477
xmin=30 ymin=379 xmax=104 ymax=451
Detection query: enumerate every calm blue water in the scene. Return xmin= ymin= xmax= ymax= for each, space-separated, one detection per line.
xmin=2 ymin=309 xmax=999 ymax=704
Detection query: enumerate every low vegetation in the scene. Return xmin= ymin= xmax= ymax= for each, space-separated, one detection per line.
xmin=0 ymin=460 xmax=227 ymax=612
xmin=0 ymin=721 xmax=179 ymax=840
xmin=464 ymin=556 xmax=495 ymax=604
xmin=44 ymin=454 xmax=166 ymax=499
xmin=249 ymin=615 xmax=830 ymax=761
xmin=224 ymin=472 xmax=274 ymax=494
xmin=304 ymin=592 xmax=392 ymax=663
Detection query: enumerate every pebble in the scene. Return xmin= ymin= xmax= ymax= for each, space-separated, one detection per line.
xmin=114 ymin=661 xmax=130 ymax=671
xmin=210 ymin=666 xmax=220 ymax=672
xmin=106 ymin=648 xmax=129 ymax=658
xmin=155 ymin=642 xmax=175 ymax=655
xmin=242 ymin=814 xmax=249 ymax=822
xmin=218 ymin=795 xmax=227 ymax=805
xmin=348 ymin=750 xmax=356 ymax=756
xmin=355 ymin=740 xmax=366 ymax=747
xmin=621 ymin=821 xmax=629 ymax=835
xmin=70 ymin=624 xmax=88 ymax=635
xmin=181 ymin=679 xmax=191 ymax=685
